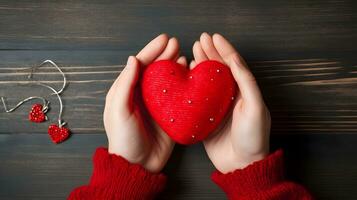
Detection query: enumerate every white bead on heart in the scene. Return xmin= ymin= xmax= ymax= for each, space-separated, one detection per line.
xmin=164 ymin=66 xmax=229 ymax=139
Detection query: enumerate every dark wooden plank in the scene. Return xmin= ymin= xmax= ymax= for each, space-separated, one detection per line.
xmin=0 ymin=134 xmax=356 ymax=200
xmin=0 ymin=51 xmax=356 ymax=134
xmin=272 ymin=134 xmax=357 ymax=200
xmin=0 ymin=134 xmax=224 ymax=200
xmin=0 ymin=0 xmax=356 ymax=59
xmin=0 ymin=0 xmax=356 ymax=134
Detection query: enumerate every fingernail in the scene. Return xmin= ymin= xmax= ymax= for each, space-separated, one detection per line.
xmin=212 ymin=33 xmax=222 ymax=39
xmin=193 ymin=40 xmax=199 ymax=47
xmin=160 ymin=33 xmax=169 ymax=38
xmin=126 ymin=56 xmax=134 ymax=67
xmin=201 ymin=32 xmax=209 ymax=38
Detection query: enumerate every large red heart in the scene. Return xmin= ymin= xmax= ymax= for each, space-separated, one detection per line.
xmin=141 ymin=60 xmax=237 ymax=145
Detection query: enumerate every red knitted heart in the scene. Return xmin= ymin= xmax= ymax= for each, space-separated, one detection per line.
xmin=141 ymin=60 xmax=237 ymax=145
xmin=48 ymin=124 xmax=70 ymax=144
xmin=29 ymin=104 xmax=46 ymax=123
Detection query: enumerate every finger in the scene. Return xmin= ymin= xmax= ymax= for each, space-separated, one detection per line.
xmin=155 ymin=37 xmax=180 ymax=61
xmin=193 ymin=41 xmax=208 ymax=62
xmin=136 ymin=34 xmax=169 ymax=66
xmin=176 ymin=56 xmax=187 ymax=67
xmin=192 ymin=41 xmax=208 ymax=69
xmin=189 ymin=60 xmax=197 ymax=69
xmin=200 ymin=32 xmax=224 ymax=62
xmin=212 ymin=33 xmax=263 ymax=103
xmin=113 ymin=56 xmax=140 ymax=114
xmin=212 ymin=33 xmax=246 ymax=66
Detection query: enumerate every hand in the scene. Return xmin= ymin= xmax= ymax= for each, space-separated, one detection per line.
xmin=104 ymin=34 xmax=188 ymax=173
xmin=191 ymin=33 xmax=271 ymax=173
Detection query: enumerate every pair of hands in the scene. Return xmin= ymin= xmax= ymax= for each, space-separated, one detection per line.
xmin=104 ymin=33 xmax=271 ymax=174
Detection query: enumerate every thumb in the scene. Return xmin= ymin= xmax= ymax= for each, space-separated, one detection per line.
xmin=115 ymin=56 xmax=140 ymax=113
xmin=228 ymin=54 xmax=263 ymax=104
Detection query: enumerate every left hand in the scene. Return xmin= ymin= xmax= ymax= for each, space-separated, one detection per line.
xmin=104 ymin=34 xmax=188 ymax=173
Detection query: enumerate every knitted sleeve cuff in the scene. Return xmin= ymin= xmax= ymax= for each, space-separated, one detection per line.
xmin=211 ymin=150 xmax=285 ymax=199
xmin=69 ymin=147 xmax=166 ymax=200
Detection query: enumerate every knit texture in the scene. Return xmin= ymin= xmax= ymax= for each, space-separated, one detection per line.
xmin=141 ymin=60 xmax=237 ymax=145
xmin=212 ymin=150 xmax=313 ymax=200
xmin=68 ymin=147 xmax=166 ymax=200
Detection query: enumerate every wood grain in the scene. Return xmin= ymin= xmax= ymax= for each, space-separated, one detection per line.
xmin=0 ymin=134 xmax=356 ymax=200
xmin=1 ymin=55 xmax=356 ymax=134
xmin=0 ymin=0 xmax=356 ymax=199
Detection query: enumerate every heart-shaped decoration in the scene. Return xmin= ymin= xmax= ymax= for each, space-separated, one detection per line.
xmin=29 ymin=104 xmax=47 ymax=123
xmin=48 ymin=124 xmax=70 ymax=144
xmin=141 ymin=60 xmax=237 ymax=145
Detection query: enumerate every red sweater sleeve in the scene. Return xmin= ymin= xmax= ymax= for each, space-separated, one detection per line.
xmin=212 ymin=150 xmax=313 ymax=200
xmin=68 ymin=147 xmax=166 ymax=200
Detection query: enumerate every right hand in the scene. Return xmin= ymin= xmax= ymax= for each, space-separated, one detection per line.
xmin=192 ymin=33 xmax=271 ymax=173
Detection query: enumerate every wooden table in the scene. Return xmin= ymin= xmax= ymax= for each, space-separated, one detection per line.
xmin=0 ymin=1 xmax=356 ymax=199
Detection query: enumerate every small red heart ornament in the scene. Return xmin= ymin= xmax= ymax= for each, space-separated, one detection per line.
xmin=141 ymin=60 xmax=237 ymax=145
xmin=29 ymin=104 xmax=46 ymax=123
xmin=48 ymin=124 xmax=70 ymax=144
